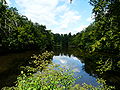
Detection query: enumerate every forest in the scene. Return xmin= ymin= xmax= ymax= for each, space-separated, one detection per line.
xmin=0 ymin=0 xmax=120 ymax=90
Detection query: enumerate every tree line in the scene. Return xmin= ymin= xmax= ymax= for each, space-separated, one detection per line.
xmin=0 ymin=2 xmax=54 ymax=51
xmin=71 ymin=0 xmax=120 ymax=54
xmin=53 ymin=33 xmax=73 ymax=47
xmin=0 ymin=0 xmax=74 ymax=52
xmin=0 ymin=0 xmax=120 ymax=54
xmin=0 ymin=0 xmax=120 ymax=89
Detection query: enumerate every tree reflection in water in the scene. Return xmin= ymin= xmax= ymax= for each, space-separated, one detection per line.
xmin=53 ymin=47 xmax=120 ymax=90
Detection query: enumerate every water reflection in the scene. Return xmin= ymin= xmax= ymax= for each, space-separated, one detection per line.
xmin=0 ymin=47 xmax=120 ymax=89
xmin=53 ymin=55 xmax=99 ymax=86
xmin=0 ymin=50 xmax=40 ymax=89
xmin=53 ymin=47 xmax=120 ymax=90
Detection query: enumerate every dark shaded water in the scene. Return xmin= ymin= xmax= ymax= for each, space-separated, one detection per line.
xmin=0 ymin=50 xmax=43 ymax=89
xmin=0 ymin=47 xmax=120 ymax=89
xmin=53 ymin=47 xmax=120 ymax=90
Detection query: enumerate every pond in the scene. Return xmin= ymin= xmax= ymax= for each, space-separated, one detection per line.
xmin=0 ymin=50 xmax=36 ymax=89
xmin=0 ymin=47 xmax=120 ymax=89
xmin=53 ymin=54 xmax=99 ymax=86
xmin=53 ymin=47 xmax=120 ymax=89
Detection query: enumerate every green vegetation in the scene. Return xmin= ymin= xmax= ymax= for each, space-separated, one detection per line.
xmin=2 ymin=51 xmax=76 ymax=90
xmin=0 ymin=1 xmax=54 ymax=51
xmin=71 ymin=1 xmax=120 ymax=83
xmin=0 ymin=0 xmax=120 ymax=89
xmin=53 ymin=33 xmax=72 ymax=47
xmin=2 ymin=0 xmax=119 ymax=54
xmin=72 ymin=0 xmax=120 ymax=54
xmin=2 ymin=51 xmax=114 ymax=90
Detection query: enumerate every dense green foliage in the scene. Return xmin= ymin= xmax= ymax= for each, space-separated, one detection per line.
xmin=1 ymin=0 xmax=120 ymax=89
xmin=69 ymin=1 xmax=120 ymax=89
xmin=1 ymin=0 xmax=119 ymax=53
xmin=71 ymin=1 xmax=120 ymax=79
xmin=53 ymin=33 xmax=72 ymax=47
xmin=72 ymin=0 xmax=120 ymax=54
xmin=2 ymin=51 xmax=76 ymax=90
xmin=0 ymin=2 xmax=54 ymax=51
xmin=2 ymin=51 xmax=114 ymax=90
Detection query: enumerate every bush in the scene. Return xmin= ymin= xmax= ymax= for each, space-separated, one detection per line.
xmin=2 ymin=51 xmax=114 ymax=90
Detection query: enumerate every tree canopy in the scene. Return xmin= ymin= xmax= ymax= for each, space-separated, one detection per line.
xmin=0 ymin=1 xmax=54 ymax=51
xmin=72 ymin=0 xmax=120 ymax=53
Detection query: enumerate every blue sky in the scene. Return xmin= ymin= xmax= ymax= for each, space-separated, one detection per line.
xmin=7 ymin=0 xmax=94 ymax=34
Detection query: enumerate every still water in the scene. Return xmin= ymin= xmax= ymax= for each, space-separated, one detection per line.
xmin=53 ymin=55 xmax=98 ymax=86
xmin=0 ymin=47 xmax=120 ymax=89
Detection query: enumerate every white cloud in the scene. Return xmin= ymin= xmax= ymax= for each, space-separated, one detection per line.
xmin=52 ymin=24 xmax=87 ymax=34
xmin=72 ymin=57 xmax=79 ymax=61
xmin=6 ymin=0 xmax=11 ymax=5
xmin=72 ymin=25 xmax=88 ymax=34
xmin=86 ymin=14 xmax=95 ymax=22
xmin=59 ymin=59 xmax=67 ymax=64
xmin=15 ymin=0 xmax=82 ymax=34
xmin=52 ymin=10 xmax=81 ymax=34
